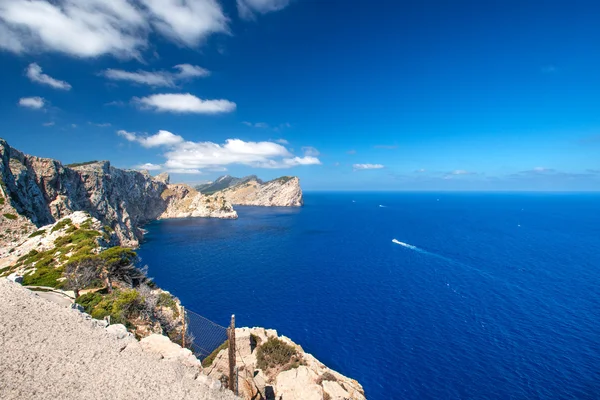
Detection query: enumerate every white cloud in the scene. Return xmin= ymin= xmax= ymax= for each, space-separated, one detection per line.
xmin=142 ymin=0 xmax=229 ymax=47
xmin=102 ymin=64 xmax=210 ymax=87
xmin=134 ymin=93 xmax=236 ymax=114
xmin=135 ymin=162 xmax=162 ymax=171
xmin=26 ymin=63 xmax=71 ymax=90
xmin=353 ymin=163 xmax=384 ymax=170
xmin=166 ymin=168 xmax=202 ymax=174
xmin=18 ymin=96 xmax=44 ymax=109
xmin=237 ymin=0 xmax=291 ymax=20
xmin=275 ymin=138 xmax=289 ymax=144
xmin=243 ymin=121 xmax=270 ymax=128
xmin=42 ymin=121 xmax=55 ymax=126
xmin=174 ymin=64 xmax=210 ymax=78
xmin=117 ymin=129 xmax=137 ymax=142
xmin=105 ymin=100 xmax=125 ymax=107
xmin=347 ymin=150 xmax=357 ymax=155
xmin=71 ymin=124 xmax=77 ymax=128
xmin=117 ymin=129 xmax=184 ymax=148
xmin=89 ymin=122 xmax=111 ymax=127
xmin=118 ymin=130 xmax=321 ymax=173
xmin=451 ymin=170 xmax=470 ymax=175
xmin=0 ymin=0 xmax=228 ymax=58
xmin=415 ymin=168 xmax=426 ymax=173
xmin=302 ymin=146 xmax=320 ymax=157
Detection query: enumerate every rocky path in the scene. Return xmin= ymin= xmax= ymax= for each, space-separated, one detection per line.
xmin=0 ymin=279 xmax=237 ymax=400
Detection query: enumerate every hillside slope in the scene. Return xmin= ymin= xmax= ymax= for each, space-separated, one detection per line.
xmin=0 ymin=279 xmax=236 ymax=400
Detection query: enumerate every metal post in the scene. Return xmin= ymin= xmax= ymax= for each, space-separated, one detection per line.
xmin=181 ymin=306 xmax=186 ymax=348
xmin=228 ymin=314 xmax=236 ymax=391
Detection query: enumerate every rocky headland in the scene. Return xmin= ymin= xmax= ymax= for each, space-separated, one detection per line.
xmin=198 ymin=175 xmax=304 ymax=207
xmin=0 ymin=139 xmax=364 ymax=399
xmin=0 ymin=139 xmax=236 ymax=249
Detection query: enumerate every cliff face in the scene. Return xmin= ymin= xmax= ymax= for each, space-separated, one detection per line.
xmin=0 ymin=139 xmax=236 ymax=248
xmin=207 ymin=327 xmax=365 ymax=400
xmin=214 ymin=176 xmax=303 ymax=207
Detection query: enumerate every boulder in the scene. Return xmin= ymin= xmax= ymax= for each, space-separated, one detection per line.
xmin=106 ymin=324 xmax=130 ymax=340
xmin=275 ymin=366 xmax=323 ymax=400
xmin=140 ymin=333 xmax=201 ymax=368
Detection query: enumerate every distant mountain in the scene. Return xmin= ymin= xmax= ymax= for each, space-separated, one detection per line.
xmin=195 ymin=175 xmax=261 ymax=195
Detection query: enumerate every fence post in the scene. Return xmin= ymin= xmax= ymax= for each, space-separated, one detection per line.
xmin=181 ymin=306 xmax=186 ymax=348
xmin=228 ymin=314 xmax=236 ymax=391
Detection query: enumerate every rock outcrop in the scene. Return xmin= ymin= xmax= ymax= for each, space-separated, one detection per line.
xmin=0 ymin=278 xmax=235 ymax=400
xmin=206 ymin=327 xmax=365 ymax=400
xmin=213 ymin=176 xmax=303 ymax=207
xmin=159 ymin=184 xmax=236 ymax=219
xmin=0 ymin=139 xmax=237 ymax=248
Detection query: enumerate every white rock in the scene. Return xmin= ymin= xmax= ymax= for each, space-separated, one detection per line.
xmin=276 ymin=366 xmax=323 ymax=400
xmin=140 ymin=334 xmax=201 ymax=368
xmin=322 ymin=380 xmax=351 ymax=400
xmin=106 ymin=324 xmax=129 ymax=339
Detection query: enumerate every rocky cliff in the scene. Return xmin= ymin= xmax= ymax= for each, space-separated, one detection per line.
xmin=212 ymin=176 xmax=303 ymax=207
xmin=0 ymin=139 xmax=236 ymax=248
xmin=206 ymin=327 xmax=365 ymax=400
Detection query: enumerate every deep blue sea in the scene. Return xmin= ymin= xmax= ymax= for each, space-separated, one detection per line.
xmin=138 ymin=192 xmax=600 ymax=399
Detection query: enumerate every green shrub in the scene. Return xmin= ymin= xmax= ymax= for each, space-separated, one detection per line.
xmin=76 ymin=292 xmax=104 ymax=314
xmin=22 ymin=266 xmax=64 ymax=287
xmin=65 ymin=161 xmax=98 ymax=168
xmin=28 ymin=230 xmax=45 ymax=238
xmin=51 ymin=218 xmax=72 ymax=233
xmin=3 ymin=213 xmax=17 ymax=220
xmin=157 ymin=292 xmax=179 ymax=317
xmin=256 ymin=337 xmax=297 ymax=371
xmin=90 ymin=289 xmax=142 ymax=326
xmin=202 ymin=341 xmax=229 ymax=368
xmin=0 ymin=196 xmax=5 ymax=205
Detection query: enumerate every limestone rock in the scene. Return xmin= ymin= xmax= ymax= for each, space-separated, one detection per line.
xmin=106 ymin=324 xmax=131 ymax=340
xmin=0 ymin=139 xmax=237 ymax=249
xmin=203 ymin=327 xmax=365 ymax=400
xmin=276 ymin=366 xmax=323 ymax=400
xmin=159 ymin=184 xmax=237 ymax=220
xmin=209 ymin=176 xmax=303 ymax=207
xmin=140 ymin=333 xmax=202 ymax=368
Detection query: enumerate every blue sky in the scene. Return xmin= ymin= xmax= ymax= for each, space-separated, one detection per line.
xmin=0 ymin=0 xmax=599 ymax=191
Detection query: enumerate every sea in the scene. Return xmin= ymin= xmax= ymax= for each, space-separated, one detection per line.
xmin=137 ymin=192 xmax=600 ymax=399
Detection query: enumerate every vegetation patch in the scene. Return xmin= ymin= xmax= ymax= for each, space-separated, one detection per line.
xmin=0 ymin=196 xmax=5 ymax=205
xmin=90 ymin=289 xmax=143 ymax=327
xmin=269 ymin=176 xmax=293 ymax=185
xmin=22 ymin=265 xmax=64 ymax=287
xmin=202 ymin=340 xmax=229 ymax=367
xmin=3 ymin=213 xmax=17 ymax=220
xmin=256 ymin=337 xmax=298 ymax=371
xmin=316 ymin=372 xmax=337 ymax=385
xmin=75 ymin=292 xmax=104 ymax=314
xmin=28 ymin=229 xmax=46 ymax=238
xmin=51 ymin=218 xmax=72 ymax=233
xmin=65 ymin=161 xmax=98 ymax=168
xmin=157 ymin=292 xmax=179 ymax=317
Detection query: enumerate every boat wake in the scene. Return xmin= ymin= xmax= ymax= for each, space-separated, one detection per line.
xmin=391 ymin=239 xmax=418 ymax=250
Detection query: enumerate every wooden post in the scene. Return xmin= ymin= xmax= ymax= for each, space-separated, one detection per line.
xmin=181 ymin=306 xmax=186 ymax=348
xmin=228 ymin=314 xmax=236 ymax=391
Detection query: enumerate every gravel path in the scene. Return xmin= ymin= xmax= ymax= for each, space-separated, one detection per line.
xmin=0 ymin=279 xmax=237 ymax=400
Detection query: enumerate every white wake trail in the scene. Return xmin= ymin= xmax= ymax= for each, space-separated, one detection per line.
xmin=392 ymin=239 xmax=418 ymax=250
